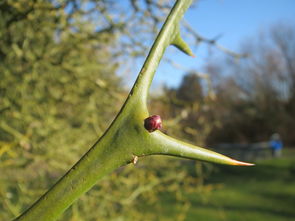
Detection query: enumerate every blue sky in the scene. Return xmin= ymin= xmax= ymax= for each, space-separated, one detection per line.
xmin=149 ymin=0 xmax=295 ymax=89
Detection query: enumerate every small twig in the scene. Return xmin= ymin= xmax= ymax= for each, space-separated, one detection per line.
xmin=183 ymin=21 xmax=248 ymax=59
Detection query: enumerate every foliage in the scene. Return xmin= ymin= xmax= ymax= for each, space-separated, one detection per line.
xmin=0 ymin=0 xmax=121 ymax=220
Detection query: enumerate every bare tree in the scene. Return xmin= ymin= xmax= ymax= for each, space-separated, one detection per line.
xmin=204 ymin=23 xmax=295 ymax=145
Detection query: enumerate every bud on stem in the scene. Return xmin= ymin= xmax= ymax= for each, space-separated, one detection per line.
xmin=144 ymin=115 xmax=162 ymax=132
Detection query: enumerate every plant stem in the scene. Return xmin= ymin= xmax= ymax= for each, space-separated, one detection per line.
xmin=15 ymin=134 xmax=127 ymax=221
xmin=131 ymin=0 xmax=192 ymax=102
xmin=14 ymin=1 xmax=194 ymax=220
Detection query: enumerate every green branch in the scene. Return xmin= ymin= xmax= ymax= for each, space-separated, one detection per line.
xmin=14 ymin=1 xmax=253 ymax=220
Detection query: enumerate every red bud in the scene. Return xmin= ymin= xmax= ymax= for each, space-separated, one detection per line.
xmin=144 ymin=115 xmax=162 ymax=132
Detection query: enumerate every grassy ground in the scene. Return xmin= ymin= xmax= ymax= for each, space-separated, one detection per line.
xmin=160 ymin=148 xmax=295 ymax=221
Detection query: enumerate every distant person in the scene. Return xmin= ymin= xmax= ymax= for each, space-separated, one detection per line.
xmin=270 ymin=133 xmax=283 ymax=157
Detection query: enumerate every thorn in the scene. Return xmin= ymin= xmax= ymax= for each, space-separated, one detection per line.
xmin=171 ymin=31 xmax=194 ymax=57
xmin=230 ymin=159 xmax=255 ymax=166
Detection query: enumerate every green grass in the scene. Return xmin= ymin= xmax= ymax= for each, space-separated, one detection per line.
xmin=160 ymin=148 xmax=295 ymax=221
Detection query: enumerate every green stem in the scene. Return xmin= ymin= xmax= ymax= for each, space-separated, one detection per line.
xmin=15 ymin=134 xmax=128 ymax=221
xmin=15 ymin=2 xmax=192 ymax=219
xmin=130 ymin=0 xmax=192 ymax=102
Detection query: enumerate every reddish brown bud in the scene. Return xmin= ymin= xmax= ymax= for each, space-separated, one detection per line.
xmin=144 ymin=115 xmax=162 ymax=132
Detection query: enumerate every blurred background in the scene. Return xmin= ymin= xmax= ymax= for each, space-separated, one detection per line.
xmin=0 ymin=0 xmax=295 ymax=220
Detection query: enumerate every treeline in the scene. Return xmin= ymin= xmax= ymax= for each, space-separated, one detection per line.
xmin=154 ymin=23 xmax=295 ymax=146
